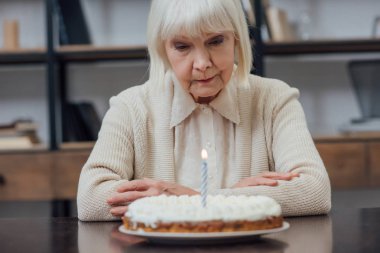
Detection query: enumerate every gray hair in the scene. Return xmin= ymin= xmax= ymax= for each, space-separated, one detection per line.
xmin=147 ymin=0 xmax=252 ymax=87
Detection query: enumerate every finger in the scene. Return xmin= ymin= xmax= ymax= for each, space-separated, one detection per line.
xmin=261 ymin=172 xmax=297 ymax=180
xmin=110 ymin=206 xmax=129 ymax=217
xmin=249 ymin=177 xmax=278 ymax=186
xmin=260 ymin=172 xmax=280 ymax=177
xmin=107 ymin=191 xmax=145 ymax=205
xmin=235 ymin=177 xmax=278 ymax=187
xmin=290 ymin=171 xmax=300 ymax=177
xmin=117 ymin=180 xmax=149 ymax=193
xmin=260 ymin=172 xmax=290 ymax=178
xmin=278 ymin=172 xmax=300 ymax=180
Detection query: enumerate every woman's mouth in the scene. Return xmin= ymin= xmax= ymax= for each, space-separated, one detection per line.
xmin=196 ymin=76 xmax=215 ymax=84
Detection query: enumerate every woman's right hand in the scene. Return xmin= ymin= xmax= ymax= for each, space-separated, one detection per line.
xmin=106 ymin=178 xmax=198 ymax=217
xmin=232 ymin=171 xmax=299 ymax=188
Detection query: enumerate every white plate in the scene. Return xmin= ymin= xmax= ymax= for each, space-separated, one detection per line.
xmin=118 ymin=222 xmax=289 ymax=245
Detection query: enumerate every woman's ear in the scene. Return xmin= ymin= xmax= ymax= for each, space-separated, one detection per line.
xmin=158 ymin=44 xmax=171 ymax=70
xmin=162 ymin=56 xmax=171 ymax=71
xmin=234 ymin=44 xmax=239 ymax=64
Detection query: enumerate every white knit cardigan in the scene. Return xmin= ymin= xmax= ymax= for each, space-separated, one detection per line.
xmin=77 ymin=73 xmax=331 ymax=221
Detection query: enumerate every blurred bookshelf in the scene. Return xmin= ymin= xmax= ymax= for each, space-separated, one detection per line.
xmin=0 ymin=0 xmax=379 ymax=151
xmin=249 ymin=0 xmax=380 ymax=55
xmin=250 ymin=0 xmax=380 ymax=191
xmin=0 ymin=48 xmax=46 ymax=64
xmin=1 ymin=0 xmax=380 ymax=219
xmin=264 ymin=38 xmax=380 ymax=55
xmin=3 ymin=38 xmax=380 ymax=65
xmin=0 ymin=2 xmax=379 ymax=149
xmin=56 ymin=45 xmax=148 ymax=62
xmin=59 ymin=141 xmax=94 ymax=150
xmin=0 ymin=144 xmax=48 ymax=154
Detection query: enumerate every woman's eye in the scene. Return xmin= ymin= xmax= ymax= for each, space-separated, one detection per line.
xmin=209 ymin=36 xmax=224 ymax=46
xmin=174 ymin=43 xmax=189 ymax=51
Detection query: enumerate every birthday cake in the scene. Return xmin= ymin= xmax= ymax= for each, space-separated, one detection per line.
xmin=122 ymin=195 xmax=283 ymax=233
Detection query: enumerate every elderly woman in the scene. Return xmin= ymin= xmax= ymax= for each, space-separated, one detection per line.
xmin=77 ymin=0 xmax=331 ymax=221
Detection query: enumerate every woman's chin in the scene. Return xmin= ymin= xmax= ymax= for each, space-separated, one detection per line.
xmin=196 ymin=96 xmax=215 ymax=104
xmin=193 ymin=90 xmax=221 ymax=103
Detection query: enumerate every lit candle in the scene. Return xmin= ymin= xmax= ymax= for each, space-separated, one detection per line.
xmin=201 ymin=149 xmax=208 ymax=208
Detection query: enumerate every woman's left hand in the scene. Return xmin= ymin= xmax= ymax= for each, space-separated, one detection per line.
xmin=232 ymin=171 xmax=300 ymax=188
xmin=107 ymin=178 xmax=198 ymax=217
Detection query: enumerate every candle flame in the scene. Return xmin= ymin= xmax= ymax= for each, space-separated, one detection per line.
xmin=201 ymin=149 xmax=208 ymax=160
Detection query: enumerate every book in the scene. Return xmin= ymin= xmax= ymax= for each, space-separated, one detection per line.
xmin=265 ymin=6 xmax=296 ymax=42
xmin=3 ymin=20 xmax=20 ymax=50
xmin=63 ymin=103 xmax=84 ymax=142
xmin=241 ymin=0 xmax=272 ymax=28
xmin=341 ymin=131 xmax=380 ymax=139
xmin=0 ymin=120 xmax=40 ymax=144
xmin=0 ymin=136 xmax=34 ymax=150
xmin=0 ymin=120 xmax=37 ymax=133
xmin=63 ymin=102 xmax=101 ymax=142
xmin=241 ymin=0 xmax=256 ymax=26
xmin=0 ymin=120 xmax=40 ymax=150
xmin=339 ymin=118 xmax=380 ymax=137
xmin=373 ymin=16 xmax=380 ymax=38
xmin=76 ymin=102 xmax=101 ymax=140
xmin=54 ymin=0 xmax=91 ymax=45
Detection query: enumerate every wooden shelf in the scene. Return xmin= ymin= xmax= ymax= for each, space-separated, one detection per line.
xmin=2 ymin=39 xmax=379 ymax=64
xmin=0 ymin=45 xmax=149 ymax=64
xmin=0 ymin=48 xmax=46 ymax=64
xmin=56 ymin=45 xmax=148 ymax=62
xmin=0 ymin=148 xmax=89 ymax=201
xmin=60 ymin=141 xmax=94 ymax=150
xmin=264 ymin=38 xmax=380 ymax=55
xmin=0 ymin=144 xmax=49 ymax=154
xmin=314 ymin=133 xmax=380 ymax=143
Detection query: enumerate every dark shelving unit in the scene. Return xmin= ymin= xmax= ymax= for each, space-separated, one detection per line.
xmin=45 ymin=0 xmax=150 ymax=150
xmin=56 ymin=45 xmax=148 ymax=62
xmin=0 ymin=49 xmax=46 ymax=65
xmin=264 ymin=39 xmax=380 ymax=55
xmin=2 ymin=0 xmax=380 ymax=217
xmin=46 ymin=0 xmax=59 ymax=150
xmin=2 ymin=0 xmax=380 ymax=151
xmin=251 ymin=0 xmax=264 ymax=76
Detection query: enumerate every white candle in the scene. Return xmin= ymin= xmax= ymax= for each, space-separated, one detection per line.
xmin=201 ymin=149 xmax=208 ymax=208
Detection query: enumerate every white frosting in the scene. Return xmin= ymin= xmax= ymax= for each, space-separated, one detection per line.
xmin=125 ymin=195 xmax=281 ymax=228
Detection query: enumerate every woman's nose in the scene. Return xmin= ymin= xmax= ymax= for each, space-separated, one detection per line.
xmin=193 ymin=49 xmax=212 ymax=72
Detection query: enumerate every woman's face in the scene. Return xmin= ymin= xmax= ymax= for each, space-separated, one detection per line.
xmin=165 ymin=31 xmax=235 ymax=103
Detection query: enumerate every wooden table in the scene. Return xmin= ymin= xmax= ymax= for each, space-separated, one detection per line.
xmin=0 ymin=207 xmax=379 ymax=253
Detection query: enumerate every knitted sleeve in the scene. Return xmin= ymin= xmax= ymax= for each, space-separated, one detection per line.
xmin=77 ymin=95 xmax=135 ymax=221
xmin=211 ymin=82 xmax=331 ymax=216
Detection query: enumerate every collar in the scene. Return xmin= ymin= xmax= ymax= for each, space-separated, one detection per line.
xmin=170 ymin=72 xmax=240 ymax=128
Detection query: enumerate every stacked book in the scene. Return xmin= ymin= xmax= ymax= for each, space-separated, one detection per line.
xmin=265 ymin=6 xmax=296 ymax=42
xmin=240 ymin=0 xmax=296 ymax=42
xmin=0 ymin=120 xmax=40 ymax=150
xmin=63 ymin=102 xmax=101 ymax=142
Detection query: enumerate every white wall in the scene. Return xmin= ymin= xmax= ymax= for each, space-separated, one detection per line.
xmin=266 ymin=53 xmax=380 ymax=136
xmin=270 ymin=0 xmax=380 ymax=39
xmin=81 ymin=0 xmax=151 ymax=46
xmin=1 ymin=0 xmax=380 ymax=144
xmin=0 ymin=0 xmax=45 ymax=48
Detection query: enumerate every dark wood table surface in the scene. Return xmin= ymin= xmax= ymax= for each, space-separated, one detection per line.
xmin=0 ymin=207 xmax=379 ymax=253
